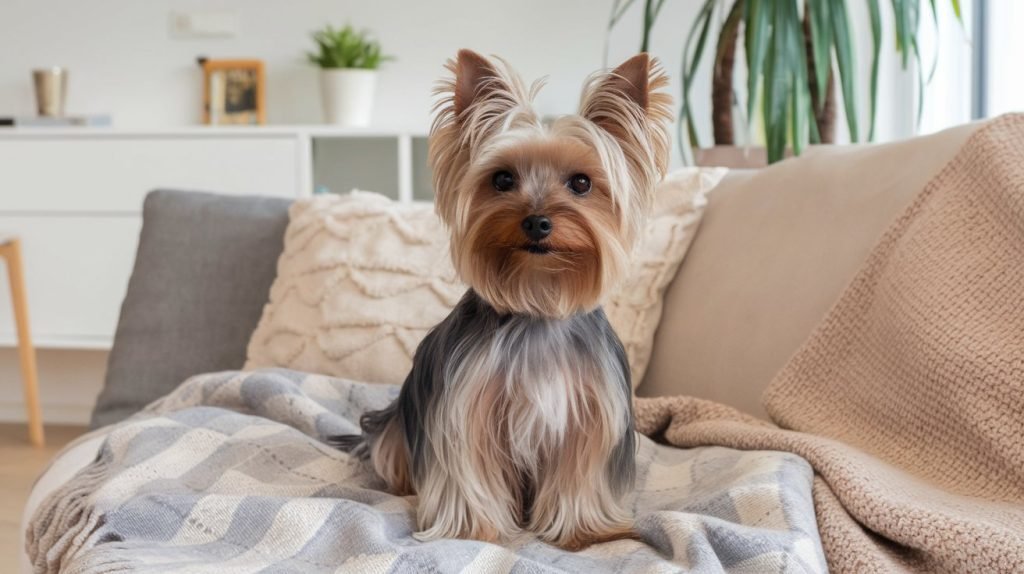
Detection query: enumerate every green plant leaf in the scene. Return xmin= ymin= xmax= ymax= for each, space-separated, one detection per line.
xmin=911 ymin=34 xmax=925 ymax=128
xmin=807 ymin=0 xmax=832 ymax=112
xmin=679 ymin=0 xmax=717 ymax=155
xmin=923 ymin=0 xmax=938 ymax=83
xmin=642 ymin=0 xmax=656 ymax=52
xmin=892 ymin=0 xmax=911 ymax=68
xmin=607 ymin=0 xmax=635 ymax=30
xmin=604 ymin=0 xmax=639 ymax=66
xmin=764 ymin=0 xmax=791 ymax=163
xmin=786 ymin=0 xmax=809 ymax=156
xmin=925 ymin=1 xmax=937 ymax=82
xmin=831 ymin=0 xmax=858 ymax=142
xmin=744 ymin=0 xmax=770 ymax=143
xmin=307 ymin=24 xmax=392 ymax=69
xmin=866 ymin=0 xmax=882 ymax=141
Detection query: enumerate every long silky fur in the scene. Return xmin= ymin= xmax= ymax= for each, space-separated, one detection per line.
xmin=333 ymin=51 xmax=672 ymax=550
xmin=429 ymin=52 xmax=672 ymax=318
xmin=338 ymin=291 xmax=636 ymax=547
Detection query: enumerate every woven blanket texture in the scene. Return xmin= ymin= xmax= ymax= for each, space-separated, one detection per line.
xmin=635 ymin=114 xmax=1024 ymax=573
xmin=28 ymin=369 xmax=825 ymax=573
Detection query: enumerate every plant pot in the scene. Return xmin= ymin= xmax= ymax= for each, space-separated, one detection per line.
xmin=320 ymin=69 xmax=376 ymax=126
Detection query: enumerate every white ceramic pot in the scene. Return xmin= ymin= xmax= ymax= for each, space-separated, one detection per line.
xmin=320 ymin=69 xmax=377 ymax=126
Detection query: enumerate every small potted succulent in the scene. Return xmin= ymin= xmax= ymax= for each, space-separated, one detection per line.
xmin=307 ymin=24 xmax=392 ymax=126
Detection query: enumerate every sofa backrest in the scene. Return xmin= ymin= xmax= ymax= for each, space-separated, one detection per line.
xmin=93 ymin=123 xmax=985 ymax=427
xmin=639 ymin=122 xmax=983 ymax=417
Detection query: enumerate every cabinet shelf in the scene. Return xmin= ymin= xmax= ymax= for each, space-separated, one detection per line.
xmin=0 ymin=126 xmax=433 ymax=349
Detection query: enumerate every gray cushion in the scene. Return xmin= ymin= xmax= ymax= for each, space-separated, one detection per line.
xmin=90 ymin=190 xmax=291 ymax=429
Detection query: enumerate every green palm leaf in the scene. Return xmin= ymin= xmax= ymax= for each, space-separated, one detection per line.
xmin=830 ymin=0 xmax=859 ymax=142
xmin=807 ymin=0 xmax=833 ymax=111
xmin=786 ymin=0 xmax=809 ymax=155
xmin=608 ymin=0 xmax=964 ymax=164
xmin=763 ymin=0 xmax=791 ymax=162
xmin=679 ymin=0 xmax=717 ymax=154
xmin=866 ymin=0 xmax=882 ymax=141
xmin=743 ymin=0 xmax=770 ymax=143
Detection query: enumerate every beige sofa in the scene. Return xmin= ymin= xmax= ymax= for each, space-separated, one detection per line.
xmin=639 ymin=121 xmax=981 ymax=417
xmin=21 ymin=121 xmax=984 ymax=571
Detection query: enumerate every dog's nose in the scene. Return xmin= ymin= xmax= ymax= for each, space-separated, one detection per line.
xmin=521 ymin=215 xmax=552 ymax=241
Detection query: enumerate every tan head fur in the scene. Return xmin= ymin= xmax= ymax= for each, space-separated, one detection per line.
xmin=429 ymin=50 xmax=672 ymax=318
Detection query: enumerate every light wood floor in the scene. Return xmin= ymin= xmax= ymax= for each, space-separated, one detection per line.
xmin=0 ymin=425 xmax=85 ymax=561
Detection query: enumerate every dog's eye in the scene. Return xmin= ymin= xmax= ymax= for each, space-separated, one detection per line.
xmin=492 ymin=170 xmax=516 ymax=192
xmin=567 ymin=173 xmax=591 ymax=195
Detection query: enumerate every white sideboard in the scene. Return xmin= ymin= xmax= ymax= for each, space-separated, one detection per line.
xmin=0 ymin=126 xmax=429 ymax=350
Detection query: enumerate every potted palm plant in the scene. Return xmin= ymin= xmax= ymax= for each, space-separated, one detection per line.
xmin=307 ymin=24 xmax=392 ymax=126
xmin=609 ymin=0 xmax=963 ymax=165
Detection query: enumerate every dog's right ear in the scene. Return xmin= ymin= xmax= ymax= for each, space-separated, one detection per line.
xmin=580 ymin=53 xmax=673 ymax=177
xmin=453 ymin=49 xmax=499 ymax=116
xmin=442 ymin=49 xmax=528 ymax=124
xmin=430 ymin=50 xmax=534 ymax=230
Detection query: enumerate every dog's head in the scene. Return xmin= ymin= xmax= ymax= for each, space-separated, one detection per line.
xmin=429 ymin=50 xmax=671 ymax=319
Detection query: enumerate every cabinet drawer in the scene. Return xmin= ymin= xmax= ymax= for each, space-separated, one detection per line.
xmin=0 ymin=136 xmax=300 ymax=213
xmin=0 ymin=215 xmax=141 ymax=347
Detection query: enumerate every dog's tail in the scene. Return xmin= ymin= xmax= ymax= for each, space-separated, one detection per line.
xmin=327 ymin=433 xmax=365 ymax=453
xmin=327 ymin=404 xmax=397 ymax=458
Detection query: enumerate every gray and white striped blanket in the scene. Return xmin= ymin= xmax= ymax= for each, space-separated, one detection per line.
xmin=28 ymin=369 xmax=826 ymax=573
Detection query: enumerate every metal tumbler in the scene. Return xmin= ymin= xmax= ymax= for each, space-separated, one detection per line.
xmin=32 ymin=67 xmax=68 ymax=117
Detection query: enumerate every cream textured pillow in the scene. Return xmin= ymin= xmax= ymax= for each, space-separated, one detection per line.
xmin=245 ymin=167 xmax=725 ymax=387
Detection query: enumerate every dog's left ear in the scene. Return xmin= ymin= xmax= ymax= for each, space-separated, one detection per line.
xmin=580 ymin=53 xmax=672 ymax=175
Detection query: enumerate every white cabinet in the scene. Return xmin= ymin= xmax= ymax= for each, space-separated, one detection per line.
xmin=0 ymin=131 xmax=305 ymax=348
xmin=0 ymin=127 xmax=429 ymax=349
xmin=0 ymin=136 xmax=301 ymax=213
xmin=0 ymin=215 xmax=142 ymax=348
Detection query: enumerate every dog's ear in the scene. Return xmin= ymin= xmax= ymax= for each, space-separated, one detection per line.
xmin=599 ymin=53 xmax=652 ymax=115
xmin=580 ymin=53 xmax=673 ymax=175
xmin=441 ymin=49 xmax=531 ymax=125
xmin=429 ymin=50 xmax=536 ymax=229
xmin=453 ymin=49 xmax=500 ymax=116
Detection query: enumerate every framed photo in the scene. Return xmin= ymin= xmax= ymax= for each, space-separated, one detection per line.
xmin=201 ymin=59 xmax=266 ymax=125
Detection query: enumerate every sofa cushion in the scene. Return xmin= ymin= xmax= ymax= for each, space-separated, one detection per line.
xmin=639 ymin=122 xmax=983 ymax=417
xmin=90 ymin=190 xmax=291 ymax=429
xmin=245 ymin=168 xmax=725 ymax=389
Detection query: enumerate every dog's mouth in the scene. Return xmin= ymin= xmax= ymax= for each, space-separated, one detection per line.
xmin=520 ymin=242 xmax=551 ymax=255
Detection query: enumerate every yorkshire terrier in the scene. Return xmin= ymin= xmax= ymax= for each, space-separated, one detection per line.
xmin=335 ymin=49 xmax=671 ymax=550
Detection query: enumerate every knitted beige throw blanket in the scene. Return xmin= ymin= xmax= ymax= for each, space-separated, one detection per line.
xmin=634 ymin=114 xmax=1024 ymax=573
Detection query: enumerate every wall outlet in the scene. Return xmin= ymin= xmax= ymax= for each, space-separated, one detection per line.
xmin=169 ymin=11 xmax=239 ymax=39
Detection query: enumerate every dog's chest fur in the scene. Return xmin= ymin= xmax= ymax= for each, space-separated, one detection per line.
xmin=402 ymin=291 xmax=635 ymax=493
xmin=355 ymin=289 xmax=638 ymax=541
xmin=447 ymin=301 xmax=627 ymax=464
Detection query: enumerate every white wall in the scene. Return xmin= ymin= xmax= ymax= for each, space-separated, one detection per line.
xmin=0 ymin=0 xmax=716 ymax=426
xmin=0 ymin=0 xmax=960 ymax=425
xmin=986 ymin=1 xmax=1024 ymax=117
xmin=0 ymin=0 xmax=707 ymax=133
xmin=1 ymin=0 xmax=949 ymax=149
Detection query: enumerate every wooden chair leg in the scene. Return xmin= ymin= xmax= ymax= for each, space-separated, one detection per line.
xmin=2 ymin=239 xmax=44 ymax=447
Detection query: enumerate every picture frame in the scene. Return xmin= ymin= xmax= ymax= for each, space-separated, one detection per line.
xmin=200 ymin=59 xmax=266 ymax=125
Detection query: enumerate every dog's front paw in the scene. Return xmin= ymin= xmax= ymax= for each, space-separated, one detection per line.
xmin=551 ymin=525 xmax=640 ymax=551
xmin=540 ymin=522 xmax=639 ymax=551
xmin=413 ymin=520 xmax=504 ymax=544
xmin=529 ymin=484 xmax=638 ymax=551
